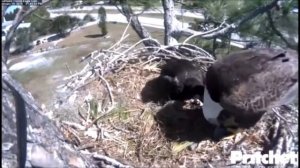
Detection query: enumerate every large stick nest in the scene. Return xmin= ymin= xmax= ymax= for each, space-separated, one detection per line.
xmin=48 ymin=24 xmax=298 ymax=168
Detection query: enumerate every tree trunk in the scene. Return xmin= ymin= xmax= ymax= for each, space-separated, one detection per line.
xmin=2 ymin=64 xmax=98 ymax=167
xmin=162 ymin=0 xmax=178 ymax=45
xmin=119 ymin=3 xmax=160 ymax=47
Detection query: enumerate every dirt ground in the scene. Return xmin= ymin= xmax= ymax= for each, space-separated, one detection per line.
xmin=28 ymin=22 xmax=164 ymax=54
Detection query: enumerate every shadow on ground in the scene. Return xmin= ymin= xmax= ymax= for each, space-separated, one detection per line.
xmin=84 ymin=34 xmax=106 ymax=38
xmin=48 ymin=33 xmax=70 ymax=42
xmin=155 ymin=101 xmax=218 ymax=142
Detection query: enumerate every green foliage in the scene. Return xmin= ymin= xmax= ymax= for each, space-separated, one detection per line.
xmin=237 ymin=0 xmax=298 ymax=47
xmin=79 ymin=14 xmax=96 ymax=26
xmin=98 ymin=6 xmax=108 ymax=35
xmin=127 ymin=0 xmax=159 ymax=9
xmin=186 ymin=0 xmax=298 ymax=54
xmin=50 ymin=15 xmax=80 ymax=36
xmin=89 ymin=99 xmax=99 ymax=119
xmin=4 ymin=7 xmax=20 ymax=21
xmin=98 ymin=6 xmax=107 ymax=20
xmin=69 ymin=16 xmax=81 ymax=28
xmin=118 ymin=110 xmax=130 ymax=120
xmin=50 ymin=15 xmax=70 ymax=35
xmin=49 ymin=0 xmax=75 ymax=8
xmin=188 ymin=0 xmax=270 ymax=23
xmin=25 ymin=7 xmax=51 ymax=40
xmin=111 ymin=0 xmax=160 ymax=10
xmin=82 ymin=0 xmax=98 ymax=5
xmin=83 ymin=14 xmax=95 ymax=22
xmin=50 ymin=0 xmax=96 ymax=8
xmin=15 ymin=28 xmax=31 ymax=52
xmin=110 ymin=105 xmax=128 ymax=120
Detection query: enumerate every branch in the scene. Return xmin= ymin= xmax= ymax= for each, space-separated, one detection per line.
xmin=115 ymin=1 xmax=160 ymax=47
xmin=266 ymin=11 xmax=298 ymax=50
xmin=183 ymin=21 xmax=228 ymax=44
xmin=93 ymin=154 xmax=133 ymax=168
xmin=114 ymin=4 xmax=125 ymax=16
xmin=180 ymin=0 xmax=279 ymax=42
xmin=131 ymin=8 xmax=148 ymax=16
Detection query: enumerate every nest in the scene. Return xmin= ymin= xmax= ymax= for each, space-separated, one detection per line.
xmin=50 ymin=22 xmax=298 ymax=168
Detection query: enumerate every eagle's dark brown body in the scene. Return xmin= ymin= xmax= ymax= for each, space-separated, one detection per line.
xmin=205 ymin=48 xmax=298 ymax=128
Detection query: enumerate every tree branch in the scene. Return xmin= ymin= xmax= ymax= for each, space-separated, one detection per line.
xmin=180 ymin=0 xmax=280 ymax=42
xmin=117 ymin=1 xmax=160 ymax=47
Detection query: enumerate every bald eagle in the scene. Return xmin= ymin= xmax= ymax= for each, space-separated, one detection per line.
xmin=203 ymin=48 xmax=298 ymax=137
xmin=160 ymin=59 xmax=205 ymax=101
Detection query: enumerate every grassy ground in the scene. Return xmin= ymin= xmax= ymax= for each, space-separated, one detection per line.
xmin=51 ymin=9 xmax=202 ymax=23
xmin=27 ymin=22 xmax=164 ymax=54
xmin=57 ymin=23 xmax=164 ymax=48
xmin=9 ymin=22 xmax=164 ymax=106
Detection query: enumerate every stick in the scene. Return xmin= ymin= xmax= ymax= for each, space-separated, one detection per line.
xmin=65 ymin=63 xmax=72 ymax=75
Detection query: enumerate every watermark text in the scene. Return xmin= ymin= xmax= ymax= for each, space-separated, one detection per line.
xmin=230 ymin=151 xmax=298 ymax=165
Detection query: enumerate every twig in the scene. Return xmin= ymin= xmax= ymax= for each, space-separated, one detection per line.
xmin=141 ymin=57 xmax=160 ymax=66
xmin=177 ymin=43 xmax=215 ymax=60
xmin=105 ymin=50 xmax=127 ymax=65
xmin=62 ymin=120 xmax=85 ymax=130
xmin=183 ymin=21 xmax=227 ymax=44
xmin=77 ymin=142 xmax=100 ymax=150
xmin=93 ymin=153 xmax=133 ymax=168
xmin=108 ymin=34 xmax=130 ymax=51
xmin=96 ymin=72 xmax=114 ymax=106
xmin=123 ymin=38 xmax=159 ymax=54
xmin=131 ymin=46 xmax=181 ymax=59
xmin=85 ymin=105 xmax=115 ymax=130
xmin=65 ymin=63 xmax=72 ymax=75
xmin=108 ymin=119 xmax=133 ymax=134
xmin=272 ymin=107 xmax=296 ymax=124
xmin=86 ymin=101 xmax=91 ymax=124
xmin=78 ymin=107 xmax=89 ymax=124
xmin=65 ymin=126 xmax=82 ymax=144
xmin=108 ymin=18 xmax=132 ymax=50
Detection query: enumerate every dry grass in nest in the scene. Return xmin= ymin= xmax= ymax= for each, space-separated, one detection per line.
xmin=57 ymin=59 xmax=299 ymax=168
xmin=55 ymin=27 xmax=297 ymax=167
